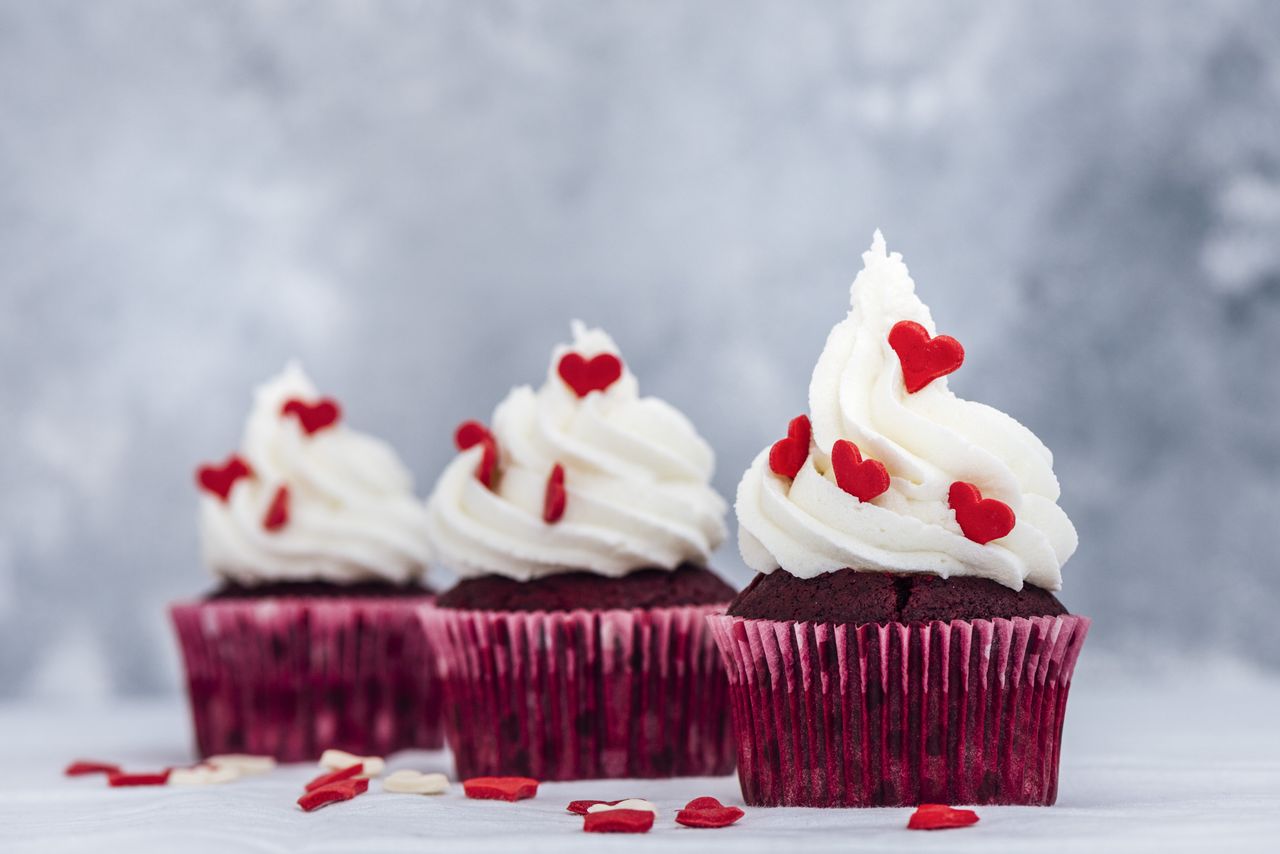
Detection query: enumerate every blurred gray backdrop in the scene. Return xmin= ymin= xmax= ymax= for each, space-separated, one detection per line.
xmin=2 ymin=0 xmax=1278 ymax=699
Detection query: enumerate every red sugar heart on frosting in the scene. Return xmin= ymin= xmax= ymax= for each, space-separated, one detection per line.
xmin=948 ymin=481 xmax=1015 ymax=544
xmin=454 ymin=420 xmax=492 ymax=451
xmin=262 ymin=485 xmax=290 ymax=532
xmin=196 ymin=455 xmax=254 ymax=502
xmin=281 ymin=397 xmax=342 ymax=435
xmin=907 ymin=803 xmax=980 ymax=830
xmin=557 ymin=352 xmax=623 ymax=398
xmin=830 ymin=440 xmax=890 ymax=502
xmin=768 ymin=415 xmax=811 ymax=479
xmin=475 ymin=438 xmax=499 ymax=488
xmin=543 ymin=463 xmax=567 ymax=523
xmin=888 ymin=320 xmax=964 ymax=394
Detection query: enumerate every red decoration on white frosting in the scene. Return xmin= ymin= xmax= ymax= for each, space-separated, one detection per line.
xmin=768 ymin=415 xmax=811 ymax=479
xmin=948 ymin=481 xmax=1015 ymax=544
xmin=281 ymin=397 xmax=341 ymax=435
xmin=543 ymin=463 xmax=567 ymax=523
xmin=196 ymin=455 xmax=254 ymax=502
xmin=888 ymin=320 xmax=964 ymax=394
xmin=830 ymin=440 xmax=890 ymax=502
xmin=557 ymin=352 xmax=623 ymax=397
xmin=262 ymin=485 xmax=290 ymax=532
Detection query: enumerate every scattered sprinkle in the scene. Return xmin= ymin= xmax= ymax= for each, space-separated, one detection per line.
xmin=907 ymin=803 xmax=980 ymax=830
xmin=383 ymin=770 xmax=450 ymax=795
xmin=675 ymin=796 xmax=745 ymax=828
xmin=583 ymin=808 xmax=654 ymax=833
xmin=463 ymin=776 xmax=539 ymax=802
xmin=319 ymin=750 xmax=385 ymax=778
xmin=64 ymin=761 xmax=121 ymax=777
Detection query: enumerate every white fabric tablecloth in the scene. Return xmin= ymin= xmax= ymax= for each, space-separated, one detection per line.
xmin=2 ymin=659 xmax=1278 ymax=853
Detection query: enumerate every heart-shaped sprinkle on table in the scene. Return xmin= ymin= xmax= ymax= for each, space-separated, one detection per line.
xmin=108 ymin=770 xmax=172 ymax=787
xmin=949 ymin=481 xmax=1015 ymax=544
xmin=65 ymin=760 xmax=121 ymax=777
xmin=907 ymin=803 xmax=980 ymax=830
xmin=463 ymin=776 xmax=539 ymax=802
xmin=205 ymin=754 xmax=276 ymax=776
xmin=543 ymin=463 xmax=567 ymax=523
xmin=557 ymin=352 xmax=623 ymax=398
xmin=768 ymin=415 xmax=811 ymax=479
xmin=262 ymin=485 xmax=290 ymax=532
xmin=305 ymin=764 xmax=363 ymax=792
xmin=281 ymin=397 xmax=342 ymax=435
xmin=319 ymin=749 xmax=385 ymax=778
xmin=567 ymin=799 xmax=621 ymax=815
xmin=168 ymin=764 xmax=240 ymax=786
xmin=383 ymin=770 xmax=450 ymax=795
xmin=583 ymin=809 xmax=654 ymax=833
xmin=297 ymin=778 xmax=368 ymax=812
xmin=888 ymin=320 xmax=965 ymax=394
xmin=454 ymin=420 xmax=492 ymax=451
xmin=830 ymin=440 xmax=890 ymax=502
xmin=196 ymin=455 xmax=254 ymax=502
xmin=675 ymin=796 xmax=745 ymax=828
xmin=586 ymin=798 xmax=658 ymax=815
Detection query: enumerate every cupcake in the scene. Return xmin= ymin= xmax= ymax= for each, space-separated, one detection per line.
xmin=712 ymin=232 xmax=1088 ymax=807
xmin=171 ymin=363 xmax=442 ymax=761
xmin=422 ymin=322 xmax=736 ymax=780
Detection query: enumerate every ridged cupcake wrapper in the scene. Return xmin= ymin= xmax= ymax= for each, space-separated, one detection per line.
xmin=170 ymin=597 xmax=444 ymax=762
xmin=708 ymin=613 xmax=1089 ymax=807
xmin=421 ymin=604 xmax=736 ymax=781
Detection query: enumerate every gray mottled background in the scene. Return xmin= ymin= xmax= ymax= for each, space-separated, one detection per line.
xmin=2 ymin=0 xmax=1278 ymax=700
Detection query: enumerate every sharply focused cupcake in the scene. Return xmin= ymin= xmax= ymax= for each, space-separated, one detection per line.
xmin=422 ymin=322 xmax=735 ymax=780
xmin=712 ymin=232 xmax=1089 ymax=807
xmin=171 ymin=363 xmax=442 ymax=761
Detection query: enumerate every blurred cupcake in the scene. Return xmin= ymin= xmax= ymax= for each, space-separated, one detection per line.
xmin=171 ymin=363 xmax=442 ymax=761
xmin=712 ymin=232 xmax=1088 ymax=807
xmin=422 ymin=322 xmax=735 ymax=780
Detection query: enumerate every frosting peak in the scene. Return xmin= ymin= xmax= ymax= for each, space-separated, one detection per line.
xmin=426 ymin=322 xmax=727 ymax=581
xmin=736 ymin=232 xmax=1077 ymax=591
xmin=197 ymin=363 xmax=432 ymax=586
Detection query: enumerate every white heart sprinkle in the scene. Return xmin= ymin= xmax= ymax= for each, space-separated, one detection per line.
xmin=383 ymin=770 xmax=450 ymax=795
xmin=205 ymin=755 xmax=276 ymax=776
xmin=586 ymin=799 xmax=659 ymax=815
xmin=319 ymin=749 xmax=385 ymax=778
xmin=169 ymin=765 xmax=240 ymax=786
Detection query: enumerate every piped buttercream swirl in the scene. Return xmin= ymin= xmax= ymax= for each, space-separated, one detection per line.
xmin=426 ymin=322 xmax=727 ymax=581
xmin=736 ymin=232 xmax=1077 ymax=591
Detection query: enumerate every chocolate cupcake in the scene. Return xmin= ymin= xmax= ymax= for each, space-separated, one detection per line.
xmin=171 ymin=363 xmax=442 ymax=760
xmin=421 ymin=322 xmax=735 ymax=780
xmin=711 ymin=232 xmax=1089 ymax=807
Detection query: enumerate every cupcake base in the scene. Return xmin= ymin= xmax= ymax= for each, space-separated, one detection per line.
xmin=171 ymin=596 xmax=443 ymax=761
xmin=422 ymin=604 xmax=735 ymax=781
xmin=708 ymin=613 xmax=1088 ymax=806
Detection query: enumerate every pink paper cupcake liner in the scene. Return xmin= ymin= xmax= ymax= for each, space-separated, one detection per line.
xmin=708 ymin=613 xmax=1089 ymax=807
xmin=170 ymin=597 xmax=444 ymax=761
xmin=421 ymin=604 xmax=735 ymax=780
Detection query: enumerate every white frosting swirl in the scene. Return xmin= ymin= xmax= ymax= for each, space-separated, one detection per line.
xmin=199 ymin=363 xmax=432 ymax=586
xmin=426 ymin=322 xmax=727 ymax=581
xmin=736 ymin=232 xmax=1077 ymax=591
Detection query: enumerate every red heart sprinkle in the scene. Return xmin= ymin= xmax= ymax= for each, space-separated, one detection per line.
xmin=65 ymin=760 xmax=121 ymax=777
xmin=583 ymin=809 xmax=655 ymax=833
xmin=830 ymin=440 xmax=890 ymax=502
xmin=949 ymin=481 xmax=1015 ymax=544
xmin=454 ymin=420 xmax=492 ymax=451
xmin=196 ymin=455 xmax=254 ymax=502
xmin=567 ymin=799 xmax=623 ymax=815
xmin=768 ymin=415 xmax=812 ymax=479
xmin=107 ymin=770 xmax=171 ymax=787
xmin=297 ymin=778 xmax=369 ymax=812
xmin=475 ymin=437 xmax=499 ymax=488
xmin=888 ymin=320 xmax=965 ymax=394
xmin=281 ymin=397 xmax=342 ymax=435
xmin=676 ymin=796 xmax=745 ymax=828
xmin=557 ymin=352 xmax=623 ymax=398
xmin=463 ymin=776 xmax=539 ymax=802
xmin=683 ymin=796 xmax=726 ymax=811
xmin=304 ymin=763 xmax=362 ymax=792
xmin=907 ymin=803 xmax=980 ymax=830
xmin=543 ymin=463 xmax=567 ymax=523
xmin=262 ymin=485 xmax=290 ymax=532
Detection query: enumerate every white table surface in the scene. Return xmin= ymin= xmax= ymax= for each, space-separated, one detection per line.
xmin=2 ymin=658 xmax=1278 ymax=854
